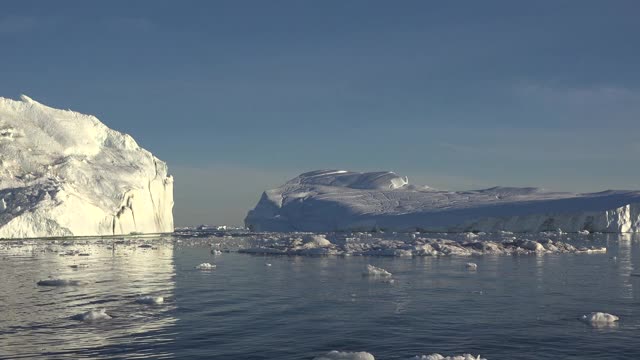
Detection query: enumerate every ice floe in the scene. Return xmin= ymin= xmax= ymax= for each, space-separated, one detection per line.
xmin=363 ymin=264 xmax=394 ymax=283
xmin=363 ymin=264 xmax=392 ymax=277
xmin=465 ymin=262 xmax=478 ymax=270
xmin=195 ymin=263 xmax=216 ymax=270
xmin=411 ymin=355 xmax=486 ymax=360
xmin=71 ymin=309 xmax=112 ymax=322
xmin=581 ymin=312 xmax=619 ymax=326
xmin=313 ymin=350 xmax=375 ymax=360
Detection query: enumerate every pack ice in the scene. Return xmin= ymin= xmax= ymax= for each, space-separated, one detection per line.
xmin=245 ymin=170 xmax=640 ymax=233
xmin=0 ymin=95 xmax=173 ymax=238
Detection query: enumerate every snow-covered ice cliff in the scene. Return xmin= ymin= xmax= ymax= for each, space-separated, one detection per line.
xmin=0 ymin=95 xmax=173 ymax=238
xmin=245 ymin=170 xmax=640 ymax=233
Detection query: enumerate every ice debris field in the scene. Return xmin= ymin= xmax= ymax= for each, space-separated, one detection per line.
xmin=313 ymin=351 xmax=486 ymax=360
xmin=231 ymin=231 xmax=606 ymax=257
xmin=246 ymin=170 xmax=640 ymax=233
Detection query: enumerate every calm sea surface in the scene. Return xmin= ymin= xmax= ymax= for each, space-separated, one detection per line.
xmin=1 ymin=232 xmax=639 ymax=359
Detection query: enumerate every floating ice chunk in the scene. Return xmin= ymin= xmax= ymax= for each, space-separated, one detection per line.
xmin=581 ymin=312 xmax=619 ymax=325
xmin=195 ymin=263 xmax=216 ymax=270
xmin=363 ymin=264 xmax=392 ymax=277
xmin=136 ymin=296 xmax=164 ymax=305
xmin=313 ymin=350 xmax=375 ymax=360
xmin=578 ymin=230 xmax=590 ymax=235
xmin=576 ymin=247 xmax=606 ymax=254
xmin=37 ymin=279 xmax=85 ymax=286
xmin=465 ymin=262 xmax=478 ymax=270
xmin=411 ymin=354 xmax=486 ymax=360
xmin=211 ymin=249 xmax=223 ymax=255
xmin=300 ymin=234 xmax=332 ymax=249
xmin=71 ymin=309 xmax=112 ymax=322
xmin=265 ymin=263 xmax=272 ymax=267
xmin=519 ymin=240 xmax=545 ymax=252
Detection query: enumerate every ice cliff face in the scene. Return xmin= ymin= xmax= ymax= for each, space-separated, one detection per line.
xmin=245 ymin=170 xmax=640 ymax=233
xmin=0 ymin=95 xmax=173 ymax=238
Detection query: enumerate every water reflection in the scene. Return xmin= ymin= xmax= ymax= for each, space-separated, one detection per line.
xmin=2 ymin=232 xmax=640 ymax=359
xmin=0 ymin=238 xmax=176 ymax=359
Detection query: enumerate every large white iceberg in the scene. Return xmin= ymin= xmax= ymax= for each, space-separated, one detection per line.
xmin=245 ymin=170 xmax=640 ymax=233
xmin=0 ymin=95 xmax=173 ymax=238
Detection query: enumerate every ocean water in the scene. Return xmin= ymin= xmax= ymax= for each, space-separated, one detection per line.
xmin=1 ymin=232 xmax=640 ymax=359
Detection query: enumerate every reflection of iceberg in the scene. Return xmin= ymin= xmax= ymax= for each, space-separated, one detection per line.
xmin=614 ymin=233 xmax=634 ymax=299
xmin=0 ymin=238 xmax=176 ymax=358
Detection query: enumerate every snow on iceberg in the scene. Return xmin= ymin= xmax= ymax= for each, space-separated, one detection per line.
xmin=245 ymin=170 xmax=640 ymax=233
xmin=313 ymin=350 xmax=375 ymax=360
xmin=0 ymin=95 xmax=173 ymax=238
xmin=71 ymin=309 xmax=112 ymax=322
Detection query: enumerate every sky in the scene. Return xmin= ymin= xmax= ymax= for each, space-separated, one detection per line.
xmin=1 ymin=1 xmax=639 ymax=226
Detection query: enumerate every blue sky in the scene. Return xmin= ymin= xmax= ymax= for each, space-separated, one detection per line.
xmin=1 ymin=1 xmax=639 ymax=226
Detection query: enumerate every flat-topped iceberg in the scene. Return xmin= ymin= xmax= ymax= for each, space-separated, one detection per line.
xmin=0 ymin=95 xmax=173 ymax=238
xmin=245 ymin=170 xmax=640 ymax=233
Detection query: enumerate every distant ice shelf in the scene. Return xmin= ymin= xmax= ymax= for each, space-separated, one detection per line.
xmin=245 ymin=170 xmax=640 ymax=233
xmin=0 ymin=95 xmax=173 ymax=238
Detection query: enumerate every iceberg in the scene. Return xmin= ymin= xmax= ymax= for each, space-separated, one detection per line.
xmin=0 ymin=95 xmax=173 ymax=238
xmin=246 ymin=170 xmax=640 ymax=233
